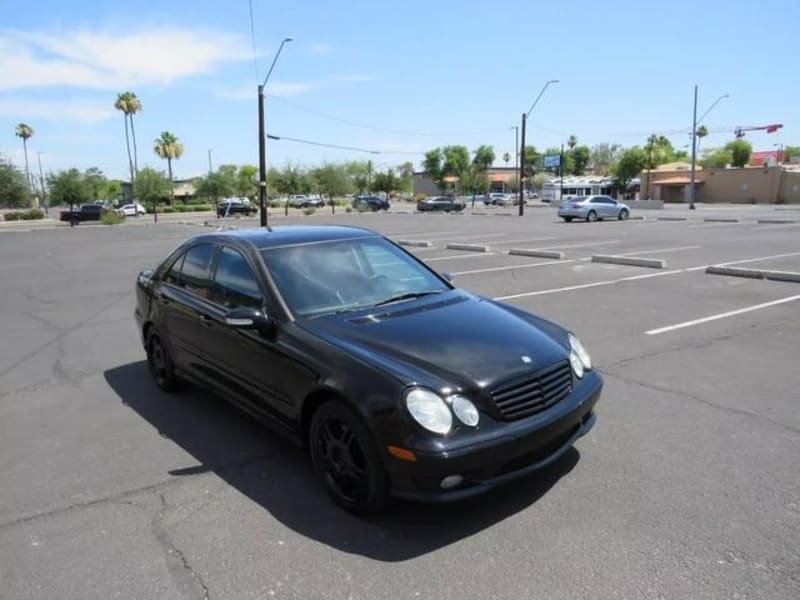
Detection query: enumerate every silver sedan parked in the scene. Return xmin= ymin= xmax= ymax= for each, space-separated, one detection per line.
xmin=558 ymin=195 xmax=630 ymax=222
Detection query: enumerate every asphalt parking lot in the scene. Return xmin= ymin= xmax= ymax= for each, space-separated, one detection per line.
xmin=1 ymin=204 xmax=799 ymax=600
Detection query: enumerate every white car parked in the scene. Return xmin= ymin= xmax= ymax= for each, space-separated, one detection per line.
xmin=117 ymin=203 xmax=146 ymax=217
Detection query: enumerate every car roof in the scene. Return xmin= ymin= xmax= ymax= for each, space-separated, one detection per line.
xmin=189 ymin=225 xmax=380 ymax=250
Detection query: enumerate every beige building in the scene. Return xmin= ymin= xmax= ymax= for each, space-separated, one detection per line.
xmin=642 ymin=164 xmax=800 ymax=204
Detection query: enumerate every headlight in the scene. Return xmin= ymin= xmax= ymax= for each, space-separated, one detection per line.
xmin=405 ymin=388 xmax=452 ymax=435
xmin=569 ymin=333 xmax=592 ymax=369
xmin=451 ymin=395 xmax=479 ymax=427
xmin=569 ymin=351 xmax=584 ymax=378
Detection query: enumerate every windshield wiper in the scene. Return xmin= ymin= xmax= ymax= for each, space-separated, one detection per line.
xmin=373 ymin=290 xmax=444 ymax=307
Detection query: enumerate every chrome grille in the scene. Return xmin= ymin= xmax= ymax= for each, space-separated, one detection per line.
xmin=491 ymin=360 xmax=573 ymax=421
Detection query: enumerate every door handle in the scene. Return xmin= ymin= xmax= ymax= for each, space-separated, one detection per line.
xmin=156 ymin=292 xmax=170 ymax=306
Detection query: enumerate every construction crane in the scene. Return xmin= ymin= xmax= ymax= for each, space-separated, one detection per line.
xmin=734 ymin=123 xmax=783 ymax=138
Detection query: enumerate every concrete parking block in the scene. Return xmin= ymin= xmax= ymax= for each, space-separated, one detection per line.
xmin=657 ymin=217 xmax=688 ymax=221
xmin=508 ymin=248 xmax=565 ymax=259
xmin=703 ymin=217 xmax=739 ymax=223
xmin=398 ymin=239 xmax=433 ymax=247
xmin=445 ymin=242 xmax=490 ymax=252
xmin=592 ymin=254 xmax=666 ymax=269
xmin=629 ymin=215 xmax=646 ymax=220
xmin=757 ymin=219 xmax=797 ymax=224
xmin=706 ymin=265 xmax=800 ymax=283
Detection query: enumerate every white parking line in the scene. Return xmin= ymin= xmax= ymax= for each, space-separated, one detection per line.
xmin=534 ymin=240 xmax=622 ymax=250
xmin=646 ymin=295 xmax=800 ymax=335
xmin=425 ymin=253 xmax=497 ymax=262
xmin=752 ymin=223 xmax=800 ymax=231
xmin=494 ymin=269 xmax=689 ymax=300
xmin=454 ymin=259 xmax=572 ymax=276
xmin=719 ymin=251 xmax=800 ymax=266
xmin=618 ymin=245 xmax=701 ymax=256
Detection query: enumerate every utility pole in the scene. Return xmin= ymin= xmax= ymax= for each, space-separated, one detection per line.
xmin=560 ymin=143 xmax=564 ymax=202
xmin=518 ymin=114 xmax=526 ymax=215
xmin=689 ymin=84 xmax=698 ymax=210
xmin=207 ymin=149 xmax=213 ymax=173
xmin=36 ymin=151 xmax=47 ymax=213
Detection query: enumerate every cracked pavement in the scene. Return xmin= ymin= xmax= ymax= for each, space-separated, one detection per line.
xmin=1 ymin=212 xmax=798 ymax=599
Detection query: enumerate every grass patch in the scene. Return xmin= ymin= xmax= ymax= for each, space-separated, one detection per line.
xmin=100 ymin=211 xmax=125 ymax=225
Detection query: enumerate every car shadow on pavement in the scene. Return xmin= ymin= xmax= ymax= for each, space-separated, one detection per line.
xmin=104 ymin=361 xmax=580 ymax=562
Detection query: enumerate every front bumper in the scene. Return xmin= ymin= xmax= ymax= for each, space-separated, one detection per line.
xmin=386 ymin=371 xmax=602 ymax=502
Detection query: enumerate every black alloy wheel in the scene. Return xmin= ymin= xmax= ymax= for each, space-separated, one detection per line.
xmin=146 ymin=331 xmax=180 ymax=392
xmin=309 ymin=401 xmax=388 ymax=514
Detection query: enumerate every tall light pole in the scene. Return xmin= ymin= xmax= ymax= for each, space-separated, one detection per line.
xmin=258 ymin=37 xmax=293 ymax=228
xmin=519 ymin=79 xmax=559 ymax=216
xmin=690 ymin=89 xmax=728 ymax=210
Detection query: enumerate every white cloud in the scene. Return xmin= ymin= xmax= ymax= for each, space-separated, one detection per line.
xmin=0 ymin=98 xmax=116 ymax=123
xmin=309 ymin=43 xmax=332 ymax=56
xmin=0 ymin=26 xmax=251 ymax=91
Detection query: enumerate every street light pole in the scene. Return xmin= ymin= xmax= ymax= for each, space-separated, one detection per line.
xmin=518 ymin=79 xmax=558 ymax=216
xmin=510 ymin=125 xmax=519 ymax=193
xmin=258 ymin=37 xmax=293 ymax=228
xmin=36 ymin=151 xmax=47 ymax=212
xmin=689 ymin=84 xmax=698 ymax=210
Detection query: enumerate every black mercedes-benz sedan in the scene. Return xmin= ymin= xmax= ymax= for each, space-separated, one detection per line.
xmin=134 ymin=225 xmax=601 ymax=514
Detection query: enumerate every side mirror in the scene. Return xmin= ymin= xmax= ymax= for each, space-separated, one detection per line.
xmin=224 ymin=307 xmax=273 ymax=331
xmin=441 ymin=272 xmax=454 ymax=283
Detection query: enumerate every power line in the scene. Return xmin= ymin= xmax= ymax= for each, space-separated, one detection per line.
xmin=268 ymin=95 xmax=503 ymax=137
xmin=267 ymin=133 xmax=423 ymax=155
xmin=248 ymin=0 xmax=259 ymax=84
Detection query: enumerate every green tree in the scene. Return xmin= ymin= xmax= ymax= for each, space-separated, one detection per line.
xmin=726 ymin=139 xmax=753 ymax=168
xmin=114 ymin=91 xmax=142 ymax=181
xmin=153 ymin=131 xmax=184 ymax=203
xmin=782 ymin=145 xmax=800 ymax=164
xmin=567 ymin=135 xmax=578 ymax=150
xmin=700 ymin=147 xmax=733 ymax=169
xmin=196 ymin=170 xmax=234 ymax=215
xmin=591 ymin=143 xmax=622 ymax=175
xmin=422 ymin=149 xmax=444 ymax=190
xmin=371 ymin=169 xmax=401 ymax=201
xmin=461 ymin=165 xmax=490 ymax=199
xmin=236 ymin=165 xmax=259 ymax=201
xmin=104 ymin=179 xmax=124 ymax=203
xmin=134 ymin=167 xmax=171 ymax=219
xmin=47 ymin=168 xmax=89 ymax=209
xmin=569 ymin=145 xmax=591 ymax=175
xmin=441 ymin=145 xmax=470 ymax=179
xmin=472 ymin=145 xmax=495 ymax=170
xmin=312 ymin=163 xmax=350 ymax=214
xmin=0 ymin=159 xmax=30 ymax=207
xmin=398 ymin=161 xmax=414 ymax=193
xmin=344 ymin=161 xmax=371 ymax=193
xmin=612 ymin=147 xmax=647 ymax=187
xmin=502 ymin=151 xmax=511 ymax=166
xmin=83 ymin=167 xmax=108 ymax=201
xmin=14 ymin=123 xmax=34 ymax=191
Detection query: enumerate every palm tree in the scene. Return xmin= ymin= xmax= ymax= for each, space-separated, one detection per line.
xmin=153 ymin=131 xmax=184 ymax=204
xmin=14 ymin=123 xmax=34 ymax=191
xmin=568 ymin=135 xmax=578 ymax=150
xmin=502 ymin=152 xmax=511 ymax=166
xmin=114 ymin=92 xmax=143 ymax=182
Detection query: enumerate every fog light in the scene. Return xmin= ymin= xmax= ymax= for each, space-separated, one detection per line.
xmin=440 ymin=475 xmax=464 ymax=489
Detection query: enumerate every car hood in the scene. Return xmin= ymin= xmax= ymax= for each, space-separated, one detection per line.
xmin=301 ymin=291 xmax=568 ymax=392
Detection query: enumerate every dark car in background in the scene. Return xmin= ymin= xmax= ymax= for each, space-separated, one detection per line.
xmin=59 ymin=203 xmax=107 ymax=223
xmin=218 ymin=199 xmax=258 ymax=217
xmin=417 ymin=196 xmax=465 ymax=212
xmin=352 ymin=195 xmax=390 ymax=211
xmin=134 ymin=225 xmax=601 ymax=514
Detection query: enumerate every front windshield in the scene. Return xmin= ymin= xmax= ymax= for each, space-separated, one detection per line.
xmin=262 ymin=237 xmax=450 ymax=318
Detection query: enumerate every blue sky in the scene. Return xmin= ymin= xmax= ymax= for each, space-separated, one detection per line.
xmin=1 ymin=0 xmax=797 ymax=180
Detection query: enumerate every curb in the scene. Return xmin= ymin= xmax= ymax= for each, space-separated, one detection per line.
xmin=704 ymin=217 xmax=739 ymax=223
xmin=629 ymin=215 xmax=646 ymax=220
xmin=706 ymin=265 xmax=800 ymax=283
xmin=757 ymin=219 xmax=797 ymax=224
xmin=445 ymin=243 xmax=490 ymax=252
xmin=398 ymin=240 xmax=433 ymax=248
xmin=592 ymin=255 xmax=666 ymax=269
xmin=657 ymin=217 xmax=688 ymax=221
xmin=508 ymin=249 xmax=565 ymax=259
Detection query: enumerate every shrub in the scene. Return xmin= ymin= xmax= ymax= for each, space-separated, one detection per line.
xmin=303 ymin=207 xmax=316 ymax=216
xmin=21 ymin=209 xmax=45 ymax=220
xmin=3 ymin=211 xmax=21 ymax=221
xmin=345 ymin=207 xmax=353 ymax=213
xmin=161 ymin=206 xmax=177 ymax=214
xmin=100 ymin=211 xmax=124 ymax=225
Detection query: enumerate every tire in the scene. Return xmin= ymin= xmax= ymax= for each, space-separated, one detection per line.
xmin=309 ymin=400 xmax=388 ymax=515
xmin=146 ymin=330 xmax=180 ymax=392
xmin=562 ymin=216 xmax=574 ymax=222
xmin=586 ymin=210 xmax=597 ymax=222
xmin=619 ymin=208 xmax=629 ymax=221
